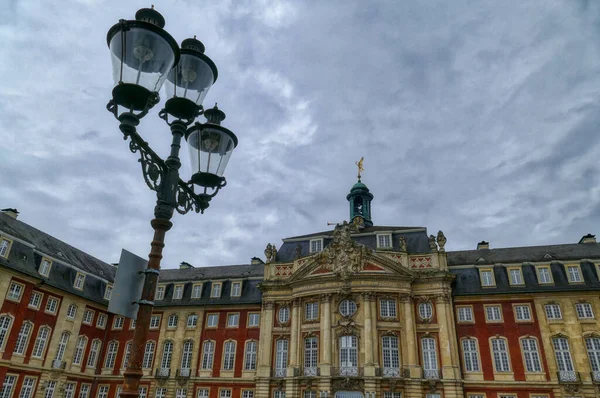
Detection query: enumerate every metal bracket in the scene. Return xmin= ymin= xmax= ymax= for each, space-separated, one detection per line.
xmin=134 ymin=300 xmax=155 ymax=306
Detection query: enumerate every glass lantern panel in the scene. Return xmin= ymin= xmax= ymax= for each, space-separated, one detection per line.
xmin=109 ymin=27 xmax=176 ymax=92
xmin=187 ymin=128 xmax=235 ymax=177
xmin=165 ymin=54 xmax=215 ymax=106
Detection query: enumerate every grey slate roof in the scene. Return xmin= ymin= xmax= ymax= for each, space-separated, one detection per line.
xmin=276 ymin=226 xmax=432 ymax=262
xmin=159 ymin=264 xmax=263 ymax=281
xmin=0 ymin=213 xmax=115 ymax=280
xmin=447 ymin=242 xmax=600 ymax=266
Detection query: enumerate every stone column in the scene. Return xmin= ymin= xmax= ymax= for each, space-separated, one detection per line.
xmin=363 ymin=293 xmax=374 ymax=367
xmin=400 ymin=294 xmax=419 ymax=378
xmin=258 ymin=301 xmax=275 ymax=376
xmin=289 ymin=299 xmax=300 ymax=372
xmin=370 ymin=298 xmax=379 ymax=366
xmin=435 ymin=294 xmax=454 ymax=379
xmin=320 ymin=294 xmax=332 ymax=376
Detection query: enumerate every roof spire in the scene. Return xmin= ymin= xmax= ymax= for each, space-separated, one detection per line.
xmin=347 ymin=159 xmax=374 ymax=228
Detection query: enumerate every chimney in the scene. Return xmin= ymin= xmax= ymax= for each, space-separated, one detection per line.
xmin=477 ymin=241 xmax=489 ymax=250
xmin=1 ymin=208 xmax=19 ymax=219
xmin=179 ymin=261 xmax=194 ymax=269
xmin=579 ymin=234 xmax=597 ymax=244
xmin=251 ymin=257 xmax=264 ymax=265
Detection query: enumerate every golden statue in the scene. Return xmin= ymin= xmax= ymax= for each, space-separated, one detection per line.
xmin=355 ymin=157 xmax=364 ymax=179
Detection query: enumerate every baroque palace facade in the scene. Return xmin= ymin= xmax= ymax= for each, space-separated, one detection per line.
xmin=0 ymin=180 xmax=600 ymax=398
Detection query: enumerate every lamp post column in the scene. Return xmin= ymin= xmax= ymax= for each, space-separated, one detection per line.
xmin=120 ymin=121 xmax=186 ymax=398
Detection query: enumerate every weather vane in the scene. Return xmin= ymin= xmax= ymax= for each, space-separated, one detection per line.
xmin=355 ymin=156 xmax=364 ymax=180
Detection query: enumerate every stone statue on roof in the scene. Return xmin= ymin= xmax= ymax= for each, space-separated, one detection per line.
xmin=429 ymin=235 xmax=438 ymax=251
xmin=264 ymin=243 xmax=273 ymax=263
xmin=436 ymin=230 xmax=447 ymax=252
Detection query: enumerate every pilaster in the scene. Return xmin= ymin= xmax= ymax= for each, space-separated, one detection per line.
xmin=320 ymin=294 xmax=332 ymax=376
xmin=363 ymin=293 xmax=375 ymax=375
xmin=400 ymin=293 xmax=420 ymax=378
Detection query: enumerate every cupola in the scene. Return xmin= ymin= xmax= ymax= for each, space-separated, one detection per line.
xmin=346 ymin=158 xmax=374 ymax=228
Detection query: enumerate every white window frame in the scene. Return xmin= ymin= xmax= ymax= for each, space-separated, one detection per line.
xmin=227 ymin=313 xmax=239 ymax=328
xmin=0 ymin=315 xmax=14 ymax=351
xmin=207 ymin=313 xmax=218 ymax=328
xmin=566 ymin=265 xmax=583 ymax=283
xmin=72 ymin=336 xmax=87 ymax=365
xmin=150 ymin=315 xmax=161 ymax=329
xmin=485 ymin=305 xmax=502 ymax=322
xmin=167 ymin=314 xmax=178 ymax=328
xmin=479 ymin=269 xmax=495 ymax=287
xmin=309 ymin=239 xmax=323 ymax=253
xmin=87 ymin=339 xmax=101 ymax=369
xmin=96 ymin=314 xmax=107 ymax=329
xmin=6 ymin=282 xmax=24 ymax=302
xmin=210 ymin=283 xmax=222 ymax=298
xmin=31 ymin=326 xmax=50 ymax=358
xmin=187 ymin=314 xmax=198 ymax=328
xmin=173 ymin=284 xmax=184 ymax=300
xmin=191 ymin=283 xmax=202 ymax=299
xmin=248 ymin=312 xmax=260 ymax=327
xmin=305 ymin=302 xmax=319 ymax=321
xmin=418 ymin=302 xmax=433 ymax=320
xmin=231 ymin=281 xmax=242 ymax=297
xmin=536 ymin=266 xmax=553 ymax=284
xmin=491 ymin=338 xmax=511 ymax=372
xmin=113 ymin=316 xmax=124 ymax=330
xmin=155 ymin=285 xmax=165 ymax=300
xmin=104 ymin=341 xmax=118 ymax=369
xmin=66 ymin=304 xmax=77 ymax=320
xmin=73 ymin=272 xmax=86 ymax=290
xmin=45 ymin=297 xmax=59 ymax=314
xmin=104 ymin=284 xmax=113 ymax=300
xmin=83 ymin=310 xmax=94 ymax=325
xmin=462 ymin=338 xmax=480 ymax=372
xmin=0 ymin=238 xmax=12 ymax=258
xmin=545 ymin=303 xmax=562 ymax=320
xmin=457 ymin=306 xmax=474 ymax=322
xmin=142 ymin=341 xmax=155 ymax=369
xmin=278 ymin=307 xmax=290 ymax=323
xmin=377 ymin=233 xmax=392 ymax=249
xmin=508 ymin=267 xmax=524 ymax=285
xmin=245 ymin=341 xmax=258 ymax=370
xmin=28 ymin=291 xmax=43 ymax=310
xmin=514 ymin=304 xmax=532 ymax=322
xmin=380 ymin=299 xmax=397 ymax=318
xmin=222 ymin=341 xmax=236 ymax=370
xmin=39 ymin=258 xmax=52 ymax=277
xmin=13 ymin=321 xmax=32 ymax=355
xmin=521 ymin=337 xmax=542 ymax=373
xmin=202 ymin=340 xmax=215 ymax=369
xmin=575 ymin=302 xmax=594 ymax=319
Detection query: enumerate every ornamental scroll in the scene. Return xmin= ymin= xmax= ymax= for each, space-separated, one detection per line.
xmin=314 ymin=221 xmax=372 ymax=280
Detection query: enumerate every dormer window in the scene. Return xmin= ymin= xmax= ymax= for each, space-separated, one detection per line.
xmin=211 ymin=283 xmax=222 ymax=298
xmin=74 ymin=272 xmax=86 ymax=290
xmin=377 ymin=234 xmax=392 ymax=249
xmin=173 ymin=284 xmax=184 ymax=300
xmin=310 ymin=239 xmax=323 ymax=253
xmin=155 ymin=285 xmax=165 ymax=300
xmin=39 ymin=258 xmax=52 ymax=277
xmin=191 ymin=283 xmax=202 ymax=298
xmin=231 ymin=282 xmax=242 ymax=297
xmin=104 ymin=284 xmax=113 ymax=300
xmin=566 ymin=265 xmax=583 ymax=283
xmin=0 ymin=237 xmax=12 ymax=258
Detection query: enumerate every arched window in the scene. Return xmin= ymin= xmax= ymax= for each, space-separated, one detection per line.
xmin=586 ymin=337 xmax=600 ymax=378
xmin=122 ymin=341 xmax=132 ymax=369
xmin=553 ymin=337 xmax=576 ymax=381
xmin=0 ymin=315 xmax=13 ymax=350
xmin=418 ymin=303 xmax=433 ymax=320
xmin=181 ymin=340 xmax=193 ymax=370
xmin=339 ymin=335 xmax=358 ymax=375
xmin=245 ymin=341 xmax=258 ymax=370
xmin=461 ymin=338 xmax=480 ymax=372
xmin=223 ymin=341 xmax=236 ymax=370
xmin=161 ymin=341 xmax=174 ymax=370
xmin=142 ymin=341 xmax=155 ymax=369
xmin=72 ymin=336 xmax=87 ymax=365
xmin=104 ymin=341 xmax=119 ymax=369
xmin=31 ymin=326 xmax=50 ymax=358
xmin=201 ymin=341 xmax=215 ymax=369
xmin=521 ymin=338 xmax=542 ymax=372
xmin=382 ymin=335 xmax=400 ymax=376
xmin=491 ymin=337 xmax=510 ymax=372
xmin=422 ymin=337 xmax=438 ymax=379
xmin=87 ymin=339 xmax=102 ymax=369
xmin=66 ymin=304 xmax=78 ymax=319
xmin=55 ymin=332 xmax=70 ymax=362
xmin=13 ymin=322 xmax=32 ymax=355
xmin=275 ymin=339 xmax=289 ymax=377
xmin=304 ymin=337 xmax=318 ymax=375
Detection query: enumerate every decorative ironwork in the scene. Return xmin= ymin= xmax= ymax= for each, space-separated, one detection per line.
xmin=51 ymin=360 xmax=66 ymax=370
xmin=303 ymin=367 xmax=319 ymax=377
xmin=592 ymin=371 xmax=600 ymax=383
xmin=557 ymin=370 xmax=579 ymax=383
xmin=382 ymin=367 xmax=401 ymax=377
xmin=332 ymin=367 xmax=363 ymax=377
xmin=155 ymin=368 xmax=171 ymax=378
xmin=272 ymin=368 xmax=286 ymax=378
xmin=423 ymin=369 xmax=439 ymax=380
xmin=177 ymin=368 xmax=191 ymax=378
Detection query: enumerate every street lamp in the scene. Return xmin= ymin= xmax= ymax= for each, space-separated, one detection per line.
xmin=106 ymin=7 xmax=238 ymax=398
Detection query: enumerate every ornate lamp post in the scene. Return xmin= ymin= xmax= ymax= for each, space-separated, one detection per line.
xmin=106 ymin=7 xmax=238 ymax=398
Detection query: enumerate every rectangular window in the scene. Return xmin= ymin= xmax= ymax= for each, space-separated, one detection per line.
xmin=310 ymin=239 xmax=323 ymax=253
xmin=248 ymin=313 xmax=260 ymax=327
xmin=462 ymin=338 xmax=480 ymax=372
xmin=155 ymin=286 xmax=165 ymax=300
xmin=45 ymin=297 xmax=59 ymax=314
xmin=231 ymin=282 xmax=242 ymax=297
xmin=479 ymin=269 xmax=495 ymax=287
xmin=191 ymin=284 xmax=202 ymax=298
xmin=303 ymin=391 xmax=316 ymax=398
xmin=83 ymin=310 xmax=94 ymax=325
xmin=381 ymin=336 xmax=400 ymax=372
xmin=425 ymin=395 xmax=440 ymax=398
xmin=468 ymin=395 xmax=484 ymax=398
xmin=514 ymin=305 xmax=532 ymax=321
xmin=553 ymin=338 xmax=575 ymax=373
xmin=383 ymin=393 xmax=401 ymax=398
xmin=74 ymin=272 xmax=85 ymax=290
xmin=377 ymin=234 xmax=392 ymax=248
xmin=173 ymin=285 xmax=184 ymax=300
xmin=305 ymin=302 xmax=319 ymax=320
xmin=104 ymin=284 xmax=113 ymax=300
xmin=0 ymin=238 xmax=12 ymax=258
xmin=457 ymin=306 xmax=473 ymax=322
xmin=537 ymin=266 xmax=553 ymax=284
xmin=211 ymin=283 xmax=222 ymax=298
xmin=39 ymin=258 xmax=52 ymax=277
xmin=167 ymin=314 xmax=178 ymax=328
xmin=0 ymin=375 xmax=16 ymax=398
xmin=304 ymin=337 xmax=318 ymax=371
xmin=155 ymin=388 xmax=167 ymax=398
xmin=130 ymin=319 xmax=136 ymax=329
xmin=380 ymin=299 xmax=397 ymax=318
xmin=6 ymin=282 xmax=23 ymax=301
xmin=96 ymin=314 xmax=107 ymax=329
xmin=521 ymin=338 xmax=542 ymax=372
xmin=176 ymin=389 xmax=187 ymax=398
xmin=227 ymin=313 xmax=239 ymax=327
xmin=273 ymin=392 xmax=285 ymax=398
xmin=207 ymin=314 xmax=218 ymax=327
xmin=508 ymin=268 xmax=523 ymax=285
xmin=13 ymin=322 xmax=32 ymax=355
xmin=197 ymin=390 xmax=209 ymax=398
xmin=78 ymin=384 xmax=90 ymax=398
xmin=242 ymin=391 xmax=254 ymax=398
xmin=576 ymin=303 xmax=594 ymax=319
xmin=223 ymin=341 xmax=236 ymax=370
xmin=64 ymin=383 xmax=75 ymax=398
xmin=97 ymin=386 xmax=109 ymax=398
xmin=28 ymin=292 xmax=43 ymax=309
xmin=567 ymin=265 xmax=582 ymax=283
xmin=31 ymin=327 xmax=50 ymax=358
xmin=220 ymin=390 xmax=232 ymax=398
xmin=545 ymin=304 xmax=562 ymax=320
xmin=150 ymin=315 xmax=160 ymax=329
xmin=491 ymin=338 xmax=510 ymax=372
xmin=187 ymin=314 xmax=198 ymax=328
xmin=113 ymin=316 xmax=124 ymax=330
xmin=485 ymin=305 xmax=502 ymax=322
xmin=44 ymin=381 xmax=57 ymax=398
xmin=245 ymin=341 xmax=258 ymax=370
xmin=66 ymin=304 xmax=77 ymax=319
xmin=20 ymin=376 xmax=36 ymax=396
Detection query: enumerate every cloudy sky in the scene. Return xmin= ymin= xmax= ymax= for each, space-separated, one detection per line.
xmin=1 ymin=0 xmax=599 ymax=269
